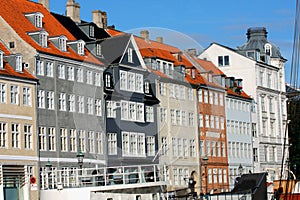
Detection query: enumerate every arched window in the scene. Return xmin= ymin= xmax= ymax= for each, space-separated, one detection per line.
xmin=264 ymin=43 xmax=272 ymax=56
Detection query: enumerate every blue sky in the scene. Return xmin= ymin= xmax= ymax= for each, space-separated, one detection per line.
xmin=33 ymin=0 xmax=296 ymax=82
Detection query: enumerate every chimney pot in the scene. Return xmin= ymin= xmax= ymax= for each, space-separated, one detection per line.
xmin=140 ymin=30 xmax=149 ymax=40
xmin=92 ymin=10 xmax=107 ymax=29
xmin=66 ymin=0 xmax=81 ymax=23
xmin=156 ymin=37 xmax=163 ymax=43
xmin=187 ymin=48 xmax=197 ymax=57
xmin=38 ymin=0 xmax=49 ymax=10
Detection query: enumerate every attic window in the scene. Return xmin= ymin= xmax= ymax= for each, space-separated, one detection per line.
xmin=192 ymin=69 xmax=196 ymax=78
xmin=16 ymin=55 xmax=22 ymax=72
xmin=264 ymin=43 xmax=272 ymax=56
xmin=89 ymin=26 xmax=95 ymax=37
xmin=96 ymin=44 xmax=102 ymax=56
xmin=77 ymin=41 xmax=85 ymax=55
xmin=246 ymin=51 xmax=255 ymax=59
xmin=127 ymin=48 xmax=133 ymax=63
xmin=25 ymin=12 xmax=44 ymax=28
xmin=40 ymin=31 xmax=48 ymax=47
xmin=58 ymin=36 xmax=67 ymax=52
xmin=0 ymin=51 xmax=3 ymax=69
xmin=35 ymin=13 xmax=43 ymax=28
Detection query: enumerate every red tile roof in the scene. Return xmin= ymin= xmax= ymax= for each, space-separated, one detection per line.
xmin=0 ymin=42 xmax=37 ymax=81
xmin=193 ymin=57 xmax=225 ymax=76
xmin=185 ymin=68 xmax=223 ymax=89
xmin=226 ymin=86 xmax=252 ymax=99
xmin=106 ymin=28 xmax=182 ymax=61
xmin=0 ymin=0 xmax=101 ymax=65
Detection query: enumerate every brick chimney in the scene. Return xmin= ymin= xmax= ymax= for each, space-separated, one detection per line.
xmin=156 ymin=37 xmax=163 ymax=43
xmin=140 ymin=30 xmax=149 ymax=40
xmin=66 ymin=0 xmax=81 ymax=23
xmin=38 ymin=0 xmax=49 ymax=10
xmin=92 ymin=10 xmax=107 ymax=29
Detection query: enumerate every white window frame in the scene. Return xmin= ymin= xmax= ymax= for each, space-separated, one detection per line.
xmin=86 ymin=70 xmax=93 ymax=85
xmin=95 ymin=99 xmax=102 ymax=116
xmin=79 ymin=130 xmax=86 ymax=153
xmin=77 ymin=68 xmax=84 ymax=82
xmin=94 ymin=73 xmax=101 ymax=86
xmin=0 ymin=122 xmax=7 ymax=148
xmin=47 ymin=91 xmax=54 ymax=110
xmin=69 ymin=129 xmax=77 ymax=153
xmin=146 ymin=106 xmax=154 ymax=122
xmin=59 ymin=93 xmax=66 ymax=111
xmin=147 ymin=136 xmax=155 ymax=156
xmin=11 ymin=123 xmax=20 ymax=148
xmin=78 ymin=96 xmax=85 ymax=113
xmin=22 ymin=87 xmax=31 ymax=106
xmin=57 ymin=64 xmax=65 ymax=79
xmin=36 ymin=60 xmax=44 ymax=76
xmin=87 ymin=97 xmax=94 ymax=115
xmin=46 ymin=62 xmax=54 ymax=77
xmin=0 ymin=83 xmax=6 ymax=103
xmin=48 ymin=127 xmax=56 ymax=151
xmin=68 ymin=94 xmax=76 ymax=112
xmin=39 ymin=127 xmax=46 ymax=151
xmin=108 ymin=133 xmax=117 ymax=155
xmin=106 ymin=101 xmax=116 ymax=118
xmin=60 ymin=128 xmax=68 ymax=152
xmin=16 ymin=55 xmax=22 ymax=72
xmin=88 ymin=131 xmax=95 ymax=153
xmin=96 ymin=132 xmax=103 ymax=154
xmin=67 ymin=66 xmax=74 ymax=81
xmin=11 ymin=85 xmax=20 ymax=105
xmin=127 ymin=48 xmax=133 ymax=63
xmin=23 ymin=124 xmax=33 ymax=149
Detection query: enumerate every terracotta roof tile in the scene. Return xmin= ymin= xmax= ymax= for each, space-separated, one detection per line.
xmin=193 ymin=57 xmax=225 ymax=76
xmin=0 ymin=0 xmax=101 ymax=65
xmin=226 ymin=86 xmax=252 ymax=99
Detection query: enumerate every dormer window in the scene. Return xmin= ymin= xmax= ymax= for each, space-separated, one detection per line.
xmin=35 ymin=13 xmax=43 ymax=28
xmin=16 ymin=55 xmax=22 ymax=72
xmin=58 ymin=36 xmax=67 ymax=52
xmin=192 ymin=68 xmax=196 ymax=78
xmin=89 ymin=26 xmax=95 ymax=37
xmin=246 ymin=51 xmax=255 ymax=59
xmin=25 ymin=12 xmax=44 ymax=28
xmin=127 ymin=48 xmax=133 ymax=63
xmin=265 ymin=43 xmax=272 ymax=56
xmin=28 ymin=30 xmax=48 ymax=47
xmin=96 ymin=43 xmax=102 ymax=56
xmin=77 ymin=41 xmax=85 ymax=55
xmin=0 ymin=51 xmax=3 ymax=69
xmin=40 ymin=31 xmax=48 ymax=47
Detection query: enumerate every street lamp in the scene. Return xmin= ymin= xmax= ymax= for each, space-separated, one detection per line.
xmin=77 ymin=150 xmax=84 ymax=169
xmin=46 ymin=159 xmax=52 ymax=171
xmin=238 ymin=164 xmax=243 ymax=176
xmin=202 ymin=155 xmax=209 ymax=195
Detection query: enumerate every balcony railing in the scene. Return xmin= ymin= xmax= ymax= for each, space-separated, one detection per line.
xmin=40 ymin=164 xmax=167 ymax=190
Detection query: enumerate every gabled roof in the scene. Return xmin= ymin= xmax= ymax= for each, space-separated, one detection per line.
xmin=0 ymin=0 xmax=101 ymax=65
xmin=99 ymin=34 xmax=132 ymax=65
xmin=52 ymin=12 xmax=110 ymax=42
xmin=0 ymin=41 xmax=37 ymax=81
xmin=192 ymin=57 xmax=224 ymax=76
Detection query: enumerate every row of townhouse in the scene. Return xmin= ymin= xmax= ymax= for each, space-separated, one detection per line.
xmin=0 ymin=0 xmax=287 ymax=199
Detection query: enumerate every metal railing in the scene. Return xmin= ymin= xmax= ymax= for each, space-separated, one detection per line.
xmin=40 ymin=164 xmax=167 ymax=190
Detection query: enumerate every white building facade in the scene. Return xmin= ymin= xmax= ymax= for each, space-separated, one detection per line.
xmin=199 ymin=27 xmax=288 ymax=179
